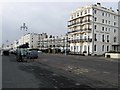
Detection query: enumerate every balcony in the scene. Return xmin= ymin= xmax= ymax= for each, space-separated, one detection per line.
xmin=69 ymin=29 xmax=85 ymax=34
xmin=68 ymin=23 xmax=76 ymax=27
xmin=68 ymin=15 xmax=92 ymax=22
xmin=82 ymin=19 xmax=91 ymax=23
xmin=68 ymin=28 xmax=92 ymax=34
xmin=80 ymin=21 xmax=83 ymax=24
xmin=68 ymin=30 xmax=78 ymax=33
xmin=68 ymin=38 xmax=92 ymax=43
xmin=85 ymin=38 xmax=92 ymax=42
xmin=68 ymin=20 xmax=92 ymax=27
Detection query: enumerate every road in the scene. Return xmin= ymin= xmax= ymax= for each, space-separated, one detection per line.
xmin=2 ymin=54 xmax=119 ymax=89
xmin=0 ymin=55 xmax=2 ymax=90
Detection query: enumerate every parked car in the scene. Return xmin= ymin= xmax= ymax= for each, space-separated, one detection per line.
xmin=38 ymin=50 xmax=42 ymax=53
xmin=3 ymin=50 xmax=9 ymax=56
xmin=61 ymin=49 xmax=70 ymax=54
xmin=26 ymin=50 xmax=38 ymax=59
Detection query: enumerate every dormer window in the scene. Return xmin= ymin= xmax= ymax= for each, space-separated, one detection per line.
xmin=88 ymin=9 xmax=90 ymax=13
xmin=77 ymin=13 xmax=79 ymax=17
xmin=85 ymin=10 xmax=87 ymax=14
xmin=81 ymin=12 xmax=82 ymax=15
xmin=71 ymin=16 xmax=73 ymax=19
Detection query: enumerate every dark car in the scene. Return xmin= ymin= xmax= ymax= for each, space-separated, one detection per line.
xmin=16 ymin=43 xmax=29 ymax=62
xmin=3 ymin=50 xmax=9 ymax=56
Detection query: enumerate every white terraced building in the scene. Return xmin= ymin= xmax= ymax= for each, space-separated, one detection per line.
xmin=38 ymin=33 xmax=70 ymax=51
xmin=12 ymin=33 xmax=39 ymax=50
xmin=18 ymin=33 xmax=39 ymax=49
xmin=12 ymin=33 xmax=70 ymax=52
xmin=68 ymin=3 xmax=120 ymax=55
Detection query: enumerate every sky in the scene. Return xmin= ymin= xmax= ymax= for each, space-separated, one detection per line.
xmin=0 ymin=0 xmax=119 ymax=46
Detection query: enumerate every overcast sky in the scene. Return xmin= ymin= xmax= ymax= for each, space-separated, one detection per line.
xmin=0 ymin=0 xmax=119 ymax=46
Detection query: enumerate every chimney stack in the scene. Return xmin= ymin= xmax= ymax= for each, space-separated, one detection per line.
xmin=110 ymin=7 xmax=112 ymax=10
xmin=97 ymin=3 xmax=101 ymax=6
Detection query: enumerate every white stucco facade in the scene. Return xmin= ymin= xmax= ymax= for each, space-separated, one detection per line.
xmin=13 ymin=33 xmax=39 ymax=49
xmin=11 ymin=33 xmax=69 ymax=51
xmin=68 ymin=3 xmax=119 ymax=55
xmin=38 ymin=33 xmax=69 ymax=51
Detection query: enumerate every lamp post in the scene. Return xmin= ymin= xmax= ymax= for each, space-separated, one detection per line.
xmin=20 ymin=23 xmax=28 ymax=45
xmin=6 ymin=40 xmax=8 ymax=45
xmin=2 ymin=44 xmax=4 ymax=49
xmin=53 ymin=36 xmax=55 ymax=54
xmin=65 ymin=34 xmax=68 ymax=55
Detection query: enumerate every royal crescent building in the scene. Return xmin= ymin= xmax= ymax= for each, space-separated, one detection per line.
xmin=68 ymin=3 xmax=120 ymax=55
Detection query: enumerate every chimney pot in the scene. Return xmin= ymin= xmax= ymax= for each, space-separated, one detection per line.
xmin=97 ymin=3 xmax=101 ymax=6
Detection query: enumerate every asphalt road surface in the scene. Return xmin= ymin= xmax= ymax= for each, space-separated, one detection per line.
xmin=0 ymin=55 xmax=2 ymax=90
xmin=2 ymin=54 xmax=119 ymax=89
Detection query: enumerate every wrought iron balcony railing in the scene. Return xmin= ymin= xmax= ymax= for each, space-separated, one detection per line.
xmin=68 ymin=20 xmax=92 ymax=27
xmin=68 ymin=38 xmax=92 ymax=43
xmin=68 ymin=29 xmax=92 ymax=34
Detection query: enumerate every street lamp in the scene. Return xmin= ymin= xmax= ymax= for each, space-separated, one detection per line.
xmin=6 ymin=40 xmax=8 ymax=46
xmin=20 ymin=23 xmax=28 ymax=45
xmin=65 ymin=34 xmax=68 ymax=55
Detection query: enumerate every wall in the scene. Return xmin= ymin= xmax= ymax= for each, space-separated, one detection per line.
xmin=93 ymin=5 xmax=118 ymax=55
xmin=118 ymin=2 xmax=120 ymax=51
xmin=105 ymin=53 xmax=120 ymax=59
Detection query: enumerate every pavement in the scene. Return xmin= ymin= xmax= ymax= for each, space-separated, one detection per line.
xmin=1 ymin=54 xmax=119 ymax=89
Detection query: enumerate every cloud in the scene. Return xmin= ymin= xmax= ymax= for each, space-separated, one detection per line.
xmin=1 ymin=2 xmax=118 ymax=45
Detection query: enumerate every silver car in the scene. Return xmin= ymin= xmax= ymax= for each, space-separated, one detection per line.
xmin=26 ymin=50 xmax=38 ymax=59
